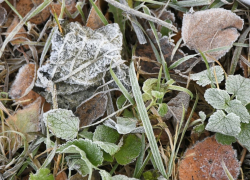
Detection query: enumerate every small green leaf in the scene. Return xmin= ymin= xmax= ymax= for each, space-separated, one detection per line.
xmin=66 ymin=156 xmax=90 ymax=177
xmin=142 ymin=78 xmax=158 ymax=94
xmin=57 ymin=139 xmax=103 ymax=166
xmin=116 ymin=94 xmax=127 ymax=109
xmin=78 ymin=129 xmax=94 ymax=140
xmin=225 ymin=100 xmax=250 ymax=123
xmin=193 ymin=124 xmax=205 ymax=133
xmin=215 ymin=133 xmax=236 ymax=145
xmin=29 ymin=168 xmax=54 ymax=180
xmin=43 ymin=109 xmax=79 ymax=140
xmin=142 ymin=93 xmax=152 ymax=102
xmin=199 ymin=111 xmax=206 ymax=122
xmin=190 ymin=66 xmax=224 ymax=87
xmin=114 ymin=134 xmax=142 ymax=165
xmin=93 ymin=125 xmax=120 ymax=144
xmin=226 ymin=75 xmax=250 ymax=105
xmin=205 ymin=110 xmax=241 ymax=136
xmin=158 ymin=103 xmax=168 ymax=117
xmin=151 ymin=91 xmax=165 ymax=99
xmin=94 ymin=141 xmax=120 ymax=155
xmin=103 ymin=151 xmax=113 ymax=162
xmin=204 ymin=89 xmax=230 ymax=109
xmin=236 ymin=123 xmax=250 ymax=151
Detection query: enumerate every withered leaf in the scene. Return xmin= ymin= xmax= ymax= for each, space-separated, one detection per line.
xmin=75 ymin=92 xmax=108 ymax=127
xmin=182 ymin=8 xmax=244 ymax=62
xmin=5 ymin=97 xmax=41 ymax=153
xmin=179 ymin=136 xmax=240 ymax=180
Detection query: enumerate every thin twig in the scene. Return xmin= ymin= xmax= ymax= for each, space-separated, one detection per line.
xmin=103 ymin=0 xmax=177 ymax=32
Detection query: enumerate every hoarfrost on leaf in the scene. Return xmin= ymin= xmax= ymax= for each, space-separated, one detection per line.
xmin=35 ymin=22 xmax=130 ymax=109
xmin=236 ymin=123 xmax=250 ymax=151
xmin=43 ymin=109 xmax=79 ymax=140
xmin=225 ymin=99 xmax=250 ymax=123
xmin=204 ymin=89 xmax=230 ymax=109
xmin=190 ymin=66 xmax=224 ymax=87
xmin=66 ymin=157 xmax=90 ymax=177
xmin=226 ymin=75 xmax=250 ymax=105
xmin=205 ymin=110 xmax=241 ymax=136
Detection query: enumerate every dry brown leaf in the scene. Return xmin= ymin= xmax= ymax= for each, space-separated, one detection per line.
xmin=86 ymin=0 xmax=106 ymax=29
xmin=5 ymin=97 xmax=41 ymax=153
xmin=182 ymin=8 xmax=244 ymax=62
xmin=6 ymin=16 xmax=29 ymax=47
xmin=75 ymin=92 xmax=108 ymax=127
xmin=179 ymin=136 xmax=240 ymax=180
xmin=56 ymin=171 xmax=67 ymax=180
xmin=16 ymin=0 xmax=50 ymax=24
xmin=9 ymin=63 xmax=36 ymax=99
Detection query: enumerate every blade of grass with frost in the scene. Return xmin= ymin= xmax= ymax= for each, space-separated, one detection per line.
xmin=134 ymin=150 xmax=152 ymax=178
xmin=76 ymin=2 xmax=86 ymax=23
xmin=222 ymin=160 xmax=234 ymax=180
xmin=204 ymin=46 xmax=231 ymax=53
xmin=129 ymin=62 xmax=167 ymax=178
xmin=143 ymin=6 xmax=170 ymax=80
xmin=169 ymin=54 xmax=198 ymax=70
xmin=233 ymin=43 xmax=249 ymax=47
xmin=210 ymin=0 xmax=225 ymax=8
xmin=110 ymin=66 xmax=135 ymax=105
xmin=4 ymin=0 xmax=23 ymax=19
xmin=133 ymin=134 xmax=145 ymax=178
xmin=167 ymin=85 xmax=193 ymax=99
xmin=41 ymin=142 xmax=57 ymax=168
xmin=59 ymin=0 xmax=66 ymax=19
xmin=230 ymin=26 xmax=250 ymax=75
xmin=0 ymin=0 xmax=52 ymax=58
xmin=40 ymin=27 xmax=56 ymax=66
xmin=171 ymin=37 xmax=183 ymax=61
xmin=198 ymin=50 xmax=215 ymax=88
xmin=89 ymin=0 xmax=108 ymax=25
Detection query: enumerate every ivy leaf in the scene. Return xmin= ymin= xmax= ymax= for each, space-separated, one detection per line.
xmin=236 ymin=123 xmax=250 ymax=151
xmin=43 ymin=109 xmax=79 ymax=140
xmin=204 ymin=89 xmax=230 ymax=109
xmin=215 ymin=133 xmax=236 ymax=145
xmin=158 ymin=103 xmax=168 ymax=117
xmin=226 ymin=75 xmax=250 ymax=105
xmin=114 ymin=134 xmax=142 ymax=165
xmin=93 ymin=125 xmax=120 ymax=144
xmin=29 ymin=168 xmax=54 ymax=180
xmin=57 ymin=139 xmax=103 ymax=166
xmin=66 ymin=156 xmax=90 ymax=177
xmin=225 ymin=99 xmax=250 ymax=123
xmin=205 ymin=110 xmax=241 ymax=136
xmin=190 ymin=66 xmax=224 ymax=87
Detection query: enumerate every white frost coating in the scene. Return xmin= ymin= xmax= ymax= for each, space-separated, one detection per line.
xmin=35 ymin=22 xmax=130 ymax=109
xmin=204 ymin=88 xmax=230 ymax=110
xmin=43 ymin=109 xmax=79 ymax=140
xmin=239 ymin=0 xmax=250 ymax=6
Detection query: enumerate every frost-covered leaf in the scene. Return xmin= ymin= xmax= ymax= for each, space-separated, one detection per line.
xmin=236 ymin=123 xmax=250 ymax=151
xmin=142 ymin=78 xmax=158 ymax=94
xmin=142 ymin=93 xmax=152 ymax=102
xmin=190 ymin=66 xmax=224 ymax=87
xmin=226 ymin=75 xmax=250 ymax=105
xmin=151 ymin=91 xmax=165 ymax=99
xmin=114 ymin=134 xmax=142 ymax=165
xmin=66 ymin=156 xmax=89 ymax=177
xmin=198 ymin=111 xmax=206 ymax=122
xmin=182 ymin=9 xmax=243 ymax=62
xmin=93 ymin=125 xmax=120 ymax=143
xmin=99 ymin=170 xmax=139 ymax=180
xmin=94 ymin=141 xmax=120 ymax=155
xmin=104 ymin=118 xmax=145 ymax=134
xmin=225 ymin=99 xmax=250 ymax=123
xmin=57 ymin=139 xmax=103 ymax=166
xmin=43 ymin=109 xmax=79 ymax=140
xmin=29 ymin=168 xmax=54 ymax=180
xmin=204 ymin=89 xmax=230 ymax=109
xmin=193 ymin=124 xmax=205 ymax=133
xmin=205 ymin=110 xmax=241 ymax=136
xmin=158 ymin=103 xmax=168 ymax=117
xmin=215 ymin=133 xmax=236 ymax=145
xmin=78 ymin=129 xmax=93 ymax=140
xmin=35 ymin=22 xmax=130 ymax=109
xmin=116 ymin=94 xmax=127 ymax=109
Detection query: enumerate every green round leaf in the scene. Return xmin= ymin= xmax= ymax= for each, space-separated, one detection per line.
xmin=215 ymin=133 xmax=236 ymax=145
xmin=204 ymin=89 xmax=230 ymax=109
xmin=158 ymin=103 xmax=168 ymax=117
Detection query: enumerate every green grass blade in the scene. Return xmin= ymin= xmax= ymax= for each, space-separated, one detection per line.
xmin=129 ymin=62 xmax=167 ymax=178
xmin=110 ymin=66 xmax=135 ymax=105
xmin=89 ymin=0 xmax=109 ymax=25
xmin=133 ymin=134 xmax=145 ymax=178
xmin=169 ymin=54 xmax=198 ymax=70
xmin=167 ymin=85 xmax=193 ymax=99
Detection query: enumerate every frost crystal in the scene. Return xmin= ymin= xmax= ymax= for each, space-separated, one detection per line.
xmin=36 ymin=23 xmax=130 ymax=109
